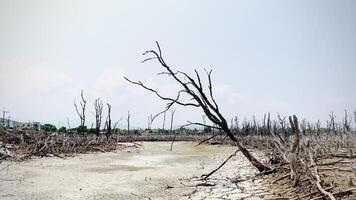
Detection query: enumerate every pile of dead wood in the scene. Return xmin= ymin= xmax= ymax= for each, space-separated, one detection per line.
xmin=260 ymin=117 xmax=356 ymax=200
xmin=195 ymin=115 xmax=356 ymax=199
xmin=0 ymin=129 xmax=127 ymax=161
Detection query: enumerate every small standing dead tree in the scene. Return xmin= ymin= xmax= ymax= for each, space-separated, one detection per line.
xmin=277 ymin=112 xmax=288 ymax=141
xmin=288 ymin=115 xmax=301 ymax=187
xmin=234 ymin=116 xmax=239 ymax=133
xmin=94 ymin=98 xmax=103 ymax=136
xmin=127 ymin=111 xmax=130 ymax=134
xmin=105 ymin=103 xmax=112 ymax=139
xmin=343 ymin=110 xmax=352 ymax=133
xmin=124 ymin=42 xmax=270 ymax=172
xmin=329 ymin=111 xmax=337 ymax=135
xmin=169 ymin=109 xmax=176 ymax=135
xmin=169 ymin=109 xmax=177 ymax=151
xmin=316 ymin=120 xmax=321 ymax=136
xmin=147 ymin=114 xmax=153 ymax=129
xmin=162 ymin=110 xmax=166 ymax=131
xmin=66 ymin=117 xmax=71 ymax=130
xmin=74 ymin=89 xmax=87 ymax=129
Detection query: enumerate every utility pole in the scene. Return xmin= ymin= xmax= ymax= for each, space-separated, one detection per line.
xmin=2 ymin=108 xmax=9 ymax=128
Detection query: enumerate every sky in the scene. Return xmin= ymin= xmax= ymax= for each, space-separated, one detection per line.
xmin=0 ymin=0 xmax=355 ymax=129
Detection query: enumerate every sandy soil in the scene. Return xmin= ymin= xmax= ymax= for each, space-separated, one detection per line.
xmin=0 ymin=142 xmax=270 ymax=200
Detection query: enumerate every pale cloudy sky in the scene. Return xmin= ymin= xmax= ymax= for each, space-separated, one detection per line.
xmin=0 ymin=0 xmax=355 ymax=128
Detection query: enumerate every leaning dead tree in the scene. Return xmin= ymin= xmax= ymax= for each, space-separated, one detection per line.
xmin=124 ymin=42 xmax=270 ymax=172
xmin=74 ymin=89 xmax=87 ymax=128
xmin=94 ymin=98 xmax=103 ymax=136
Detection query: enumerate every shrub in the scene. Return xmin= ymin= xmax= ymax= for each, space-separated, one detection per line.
xmin=41 ymin=124 xmax=57 ymax=132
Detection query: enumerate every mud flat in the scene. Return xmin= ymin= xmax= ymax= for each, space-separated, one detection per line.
xmin=0 ymin=142 xmax=270 ymax=200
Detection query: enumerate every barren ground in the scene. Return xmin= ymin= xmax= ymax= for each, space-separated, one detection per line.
xmin=0 ymin=142 xmax=271 ymax=200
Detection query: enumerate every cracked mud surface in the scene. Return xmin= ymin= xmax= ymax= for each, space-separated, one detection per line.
xmin=0 ymin=142 xmax=270 ymax=199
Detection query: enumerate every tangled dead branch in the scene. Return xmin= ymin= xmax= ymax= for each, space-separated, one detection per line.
xmin=0 ymin=129 xmax=128 ymax=161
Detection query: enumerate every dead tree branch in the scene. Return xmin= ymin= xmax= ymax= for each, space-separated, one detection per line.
xmin=201 ymin=149 xmax=239 ymax=180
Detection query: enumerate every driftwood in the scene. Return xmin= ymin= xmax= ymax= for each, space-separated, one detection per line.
xmin=311 ymin=187 xmax=356 ymax=200
xmin=308 ymin=151 xmax=336 ymax=200
xmin=201 ymin=149 xmax=239 ymax=180
xmin=195 ymin=133 xmax=222 ymax=146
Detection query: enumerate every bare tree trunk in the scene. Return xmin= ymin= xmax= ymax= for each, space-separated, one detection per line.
xmin=106 ymin=103 xmax=112 ymax=139
xmin=288 ymin=115 xmax=301 ymax=187
xmin=66 ymin=117 xmax=71 ymax=130
xmin=127 ymin=111 xmax=130 ymax=135
xmin=169 ymin=109 xmax=175 ymax=135
xmin=74 ymin=90 xmax=87 ymax=129
xmin=343 ymin=110 xmax=351 ymax=133
xmin=329 ymin=111 xmax=336 ymax=135
xmin=277 ymin=113 xmax=288 ymax=141
xmin=94 ymin=98 xmax=103 ymax=136
xmin=147 ymin=114 xmax=153 ymax=129
xmin=162 ymin=110 xmax=166 ymax=132
xmin=316 ymin=120 xmax=321 ymax=136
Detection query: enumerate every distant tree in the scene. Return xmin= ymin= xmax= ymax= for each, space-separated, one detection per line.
xmin=58 ymin=127 xmax=67 ymax=133
xmin=88 ymin=128 xmax=97 ymax=134
xmin=41 ymin=124 xmax=57 ymax=132
xmin=203 ymin=126 xmax=212 ymax=134
xmin=77 ymin=125 xmax=87 ymax=133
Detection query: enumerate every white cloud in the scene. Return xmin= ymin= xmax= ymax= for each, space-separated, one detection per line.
xmin=92 ymin=68 xmax=126 ymax=94
xmin=0 ymin=61 xmax=71 ymax=97
xmin=213 ymin=84 xmax=245 ymax=103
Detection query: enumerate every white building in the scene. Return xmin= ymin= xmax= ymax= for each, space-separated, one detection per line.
xmin=0 ymin=118 xmax=41 ymax=131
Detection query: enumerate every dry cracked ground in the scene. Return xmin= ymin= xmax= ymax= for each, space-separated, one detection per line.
xmin=0 ymin=142 xmax=272 ymax=200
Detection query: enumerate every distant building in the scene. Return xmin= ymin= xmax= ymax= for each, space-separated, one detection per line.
xmin=0 ymin=118 xmax=41 ymax=131
xmin=139 ymin=128 xmax=151 ymax=135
